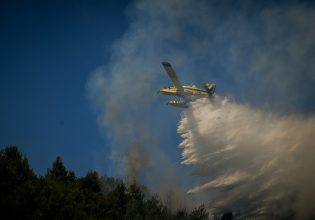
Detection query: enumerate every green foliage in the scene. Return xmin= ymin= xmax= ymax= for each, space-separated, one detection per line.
xmin=146 ymin=195 xmax=165 ymax=219
xmin=126 ymin=183 xmax=145 ymax=219
xmin=34 ymin=177 xmax=86 ymax=219
xmin=175 ymin=208 xmax=189 ymax=220
xmin=79 ymin=170 xmax=101 ymax=193
xmin=99 ymin=175 xmax=121 ymax=195
xmin=189 ymin=205 xmax=209 ymax=220
xmin=0 ymin=146 xmax=38 ymax=219
xmin=220 ymin=212 xmax=234 ymax=220
xmin=0 ymin=146 xmax=210 ymax=220
xmin=46 ymin=156 xmax=76 ymax=182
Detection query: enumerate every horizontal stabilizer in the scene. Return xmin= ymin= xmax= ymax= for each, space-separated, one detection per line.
xmin=203 ymin=83 xmax=216 ymax=94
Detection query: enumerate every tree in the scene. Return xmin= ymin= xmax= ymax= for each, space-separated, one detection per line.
xmin=33 ymin=177 xmax=86 ymax=219
xmin=146 ymin=195 xmax=165 ymax=219
xmin=0 ymin=146 xmax=38 ymax=219
xmin=45 ymin=156 xmax=75 ymax=182
xmin=79 ymin=170 xmax=101 ymax=193
xmin=99 ymin=175 xmax=121 ymax=195
xmin=126 ymin=183 xmax=145 ymax=219
xmin=175 ymin=208 xmax=189 ymax=220
xmin=105 ymin=182 xmax=128 ymax=219
xmin=221 ymin=212 xmax=233 ymax=220
xmin=0 ymin=146 xmax=215 ymax=220
xmin=189 ymin=205 xmax=209 ymax=220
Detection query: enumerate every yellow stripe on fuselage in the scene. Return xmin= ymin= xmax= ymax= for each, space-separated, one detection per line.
xmin=159 ymin=85 xmax=209 ymax=96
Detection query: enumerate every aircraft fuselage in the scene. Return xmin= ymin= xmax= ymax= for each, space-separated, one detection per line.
xmin=159 ymin=85 xmax=210 ymax=97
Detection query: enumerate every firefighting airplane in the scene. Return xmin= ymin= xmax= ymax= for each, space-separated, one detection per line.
xmin=159 ymin=61 xmax=216 ymax=108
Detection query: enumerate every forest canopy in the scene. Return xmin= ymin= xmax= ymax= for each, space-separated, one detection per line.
xmin=0 ymin=146 xmax=209 ymax=220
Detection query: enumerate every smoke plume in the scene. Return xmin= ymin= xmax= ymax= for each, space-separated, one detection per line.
xmin=86 ymin=0 xmax=315 ymax=217
xmin=179 ymin=97 xmax=315 ymax=218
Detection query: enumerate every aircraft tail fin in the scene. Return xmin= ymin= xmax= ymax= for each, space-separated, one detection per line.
xmin=203 ymin=83 xmax=216 ymax=94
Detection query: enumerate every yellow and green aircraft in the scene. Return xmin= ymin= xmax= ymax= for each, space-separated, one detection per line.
xmin=159 ymin=61 xmax=216 ymax=108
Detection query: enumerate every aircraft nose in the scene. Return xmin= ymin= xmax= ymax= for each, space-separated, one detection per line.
xmin=157 ymin=88 xmax=165 ymax=94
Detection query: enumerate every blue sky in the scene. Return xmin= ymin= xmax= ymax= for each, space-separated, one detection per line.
xmin=1 ymin=0 xmax=315 ymax=184
xmin=0 ymin=0 xmax=130 ymax=176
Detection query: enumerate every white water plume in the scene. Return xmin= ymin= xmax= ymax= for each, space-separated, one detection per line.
xmin=86 ymin=0 xmax=315 ymax=216
xmin=178 ymin=97 xmax=315 ymax=218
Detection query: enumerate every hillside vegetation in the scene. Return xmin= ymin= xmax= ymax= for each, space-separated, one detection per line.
xmin=0 ymin=146 xmax=208 ymax=220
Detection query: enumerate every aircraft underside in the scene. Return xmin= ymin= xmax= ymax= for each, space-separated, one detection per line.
xmin=167 ymin=99 xmax=189 ymax=108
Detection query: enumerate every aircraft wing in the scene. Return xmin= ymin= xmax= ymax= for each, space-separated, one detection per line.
xmin=161 ymin=61 xmax=184 ymax=93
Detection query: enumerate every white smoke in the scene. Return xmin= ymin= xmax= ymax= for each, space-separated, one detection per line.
xmin=178 ymin=97 xmax=315 ymax=218
xmin=86 ymin=0 xmax=315 ymax=216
